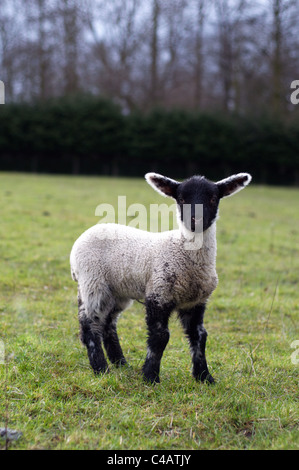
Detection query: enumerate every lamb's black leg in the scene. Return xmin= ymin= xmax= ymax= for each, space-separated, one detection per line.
xmin=142 ymin=297 xmax=174 ymax=384
xmin=78 ymin=292 xmax=108 ymax=374
xmin=102 ymin=308 xmax=127 ymax=366
xmin=178 ymin=303 xmax=214 ymax=384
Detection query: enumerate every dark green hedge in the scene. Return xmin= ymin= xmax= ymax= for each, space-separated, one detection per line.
xmin=0 ymin=95 xmax=299 ymax=184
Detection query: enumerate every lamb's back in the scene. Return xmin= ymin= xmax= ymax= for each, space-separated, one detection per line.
xmin=70 ymin=223 xmax=218 ymax=307
xmin=70 ymin=223 xmax=169 ymax=299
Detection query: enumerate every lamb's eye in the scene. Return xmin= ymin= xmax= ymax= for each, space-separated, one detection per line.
xmin=178 ymin=197 xmax=185 ymax=205
xmin=210 ymin=195 xmax=217 ymax=205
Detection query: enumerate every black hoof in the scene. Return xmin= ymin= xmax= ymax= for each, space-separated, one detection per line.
xmin=142 ymin=366 xmax=160 ymax=384
xmin=195 ymin=370 xmax=215 ymax=384
xmin=114 ymin=357 xmax=128 ymax=367
xmin=93 ymin=365 xmax=110 ymax=375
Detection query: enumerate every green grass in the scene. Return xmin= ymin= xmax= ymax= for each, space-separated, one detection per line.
xmin=0 ymin=172 xmax=298 ymax=450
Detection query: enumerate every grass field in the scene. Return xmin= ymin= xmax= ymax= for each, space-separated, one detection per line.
xmin=0 ymin=172 xmax=298 ymax=450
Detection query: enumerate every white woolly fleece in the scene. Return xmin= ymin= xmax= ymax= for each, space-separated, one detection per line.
xmin=70 ymin=221 xmax=218 ymax=317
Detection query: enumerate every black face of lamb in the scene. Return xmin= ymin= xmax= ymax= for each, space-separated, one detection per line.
xmin=146 ymin=172 xmax=252 ymax=234
xmin=176 ymin=177 xmax=220 ymax=233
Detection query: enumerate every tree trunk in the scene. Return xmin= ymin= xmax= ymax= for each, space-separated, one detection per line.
xmin=62 ymin=0 xmax=79 ymax=95
xmin=37 ymin=0 xmax=47 ymax=100
xmin=271 ymin=0 xmax=283 ymax=115
xmin=150 ymin=0 xmax=160 ymax=106
xmin=194 ymin=1 xmax=206 ymax=109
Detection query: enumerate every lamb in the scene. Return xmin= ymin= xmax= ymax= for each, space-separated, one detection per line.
xmin=70 ymin=171 xmax=252 ymax=384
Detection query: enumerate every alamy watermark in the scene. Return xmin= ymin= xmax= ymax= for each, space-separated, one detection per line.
xmin=290 ymin=80 xmax=299 ymax=105
xmin=95 ymin=196 xmax=204 ymax=250
xmin=290 ymin=340 xmax=299 ymax=365
xmin=0 ymin=81 xmax=5 ymax=104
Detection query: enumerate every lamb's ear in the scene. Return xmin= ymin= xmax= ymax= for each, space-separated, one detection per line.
xmin=145 ymin=172 xmax=180 ymax=199
xmin=216 ymin=173 xmax=252 ymax=198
